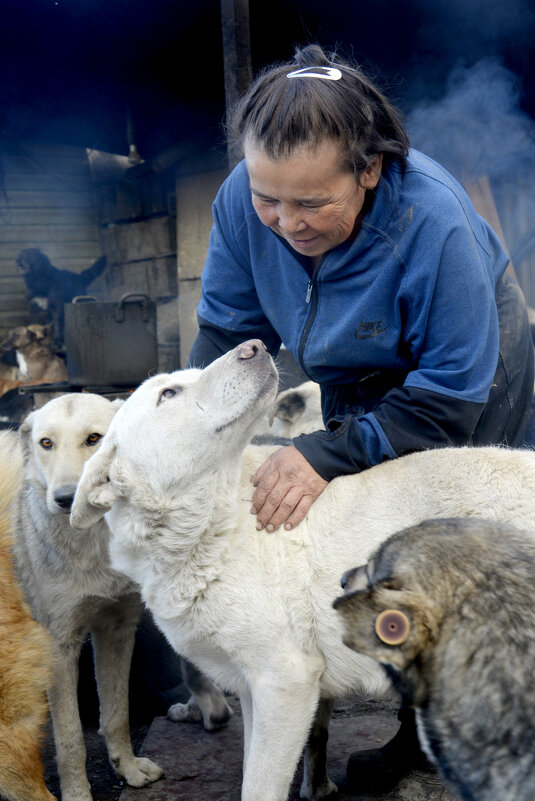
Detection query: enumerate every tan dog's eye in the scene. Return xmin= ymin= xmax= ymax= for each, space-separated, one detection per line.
xmin=86 ymin=433 xmax=102 ymax=447
xmin=39 ymin=438 xmax=53 ymax=450
xmin=375 ymin=609 xmax=410 ymax=645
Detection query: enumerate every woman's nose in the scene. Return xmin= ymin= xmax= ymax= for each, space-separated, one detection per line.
xmin=277 ymin=205 xmax=306 ymax=234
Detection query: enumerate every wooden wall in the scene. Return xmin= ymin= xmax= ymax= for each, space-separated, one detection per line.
xmin=0 ymin=141 xmax=102 ymax=338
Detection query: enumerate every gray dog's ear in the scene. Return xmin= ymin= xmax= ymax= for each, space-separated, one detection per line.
xmin=70 ymin=437 xmax=118 ymax=529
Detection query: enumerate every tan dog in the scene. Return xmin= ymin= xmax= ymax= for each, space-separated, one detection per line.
xmin=1 ymin=325 xmax=67 ymax=383
xmin=0 ymin=430 xmax=57 ymax=801
xmin=335 ymin=517 xmax=535 ymax=801
xmin=13 ymin=394 xmax=163 ymax=801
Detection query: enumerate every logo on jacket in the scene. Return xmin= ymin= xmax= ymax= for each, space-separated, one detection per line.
xmin=355 ymin=321 xmax=387 ymax=340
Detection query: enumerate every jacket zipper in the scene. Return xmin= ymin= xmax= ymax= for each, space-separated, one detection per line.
xmin=298 ymin=259 xmax=323 ymax=375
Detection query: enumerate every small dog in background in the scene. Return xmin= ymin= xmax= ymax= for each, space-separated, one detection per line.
xmin=335 ymin=517 xmax=535 ymax=801
xmin=0 ymin=429 xmax=57 ymax=801
xmin=16 ymin=248 xmax=107 ymax=347
xmin=1 ymin=324 xmax=67 ymax=384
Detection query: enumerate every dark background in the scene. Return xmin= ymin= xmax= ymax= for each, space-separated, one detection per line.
xmin=1 ymin=0 xmax=534 ymax=160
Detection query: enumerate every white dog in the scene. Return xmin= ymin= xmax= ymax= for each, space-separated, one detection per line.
xmin=70 ymin=340 xmax=535 ymax=801
xmin=266 ymin=380 xmax=323 ymax=438
xmin=13 ymin=393 xmax=164 ymax=801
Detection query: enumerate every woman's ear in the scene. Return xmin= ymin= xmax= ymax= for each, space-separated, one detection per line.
xmin=361 ymin=154 xmax=383 ymax=189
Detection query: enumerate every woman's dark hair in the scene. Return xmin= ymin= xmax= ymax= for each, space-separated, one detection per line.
xmin=226 ymin=44 xmax=409 ymax=174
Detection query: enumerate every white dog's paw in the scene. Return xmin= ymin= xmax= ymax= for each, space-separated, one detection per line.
xmin=167 ymin=698 xmax=204 ymax=723
xmin=167 ymin=695 xmax=233 ymax=730
xmin=299 ymin=776 xmax=338 ymax=800
xmin=121 ymin=756 xmax=164 ymax=787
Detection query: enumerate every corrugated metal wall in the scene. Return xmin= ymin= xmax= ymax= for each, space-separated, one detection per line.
xmin=0 ymin=141 xmax=102 ymax=337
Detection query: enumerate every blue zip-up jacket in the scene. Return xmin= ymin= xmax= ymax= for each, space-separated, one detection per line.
xmin=190 ymin=149 xmax=510 ymax=480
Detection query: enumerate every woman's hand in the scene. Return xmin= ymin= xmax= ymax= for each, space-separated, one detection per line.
xmin=251 ymin=445 xmax=328 ymax=532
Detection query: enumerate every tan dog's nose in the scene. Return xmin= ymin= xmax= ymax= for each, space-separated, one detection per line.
xmin=375 ymin=609 xmax=410 ymax=645
xmin=237 ymin=340 xmax=267 ymax=359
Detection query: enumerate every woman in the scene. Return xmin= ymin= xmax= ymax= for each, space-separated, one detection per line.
xmin=188 ymin=44 xmax=534 ymax=790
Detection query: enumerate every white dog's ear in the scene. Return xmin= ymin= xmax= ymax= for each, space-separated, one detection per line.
xmin=70 ymin=437 xmax=118 ymax=529
xmin=19 ymin=413 xmax=36 ymax=464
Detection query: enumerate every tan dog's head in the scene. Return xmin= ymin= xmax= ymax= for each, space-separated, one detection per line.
xmin=2 ymin=324 xmax=52 ymax=352
xmin=20 ymin=392 xmax=123 ymax=516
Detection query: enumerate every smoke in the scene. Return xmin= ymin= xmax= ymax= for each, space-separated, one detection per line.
xmin=407 ymin=57 xmax=535 ymax=179
xmin=406 ymin=57 xmax=535 ymax=304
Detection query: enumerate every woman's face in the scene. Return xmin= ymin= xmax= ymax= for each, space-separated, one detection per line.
xmin=245 ymin=139 xmax=382 ymax=261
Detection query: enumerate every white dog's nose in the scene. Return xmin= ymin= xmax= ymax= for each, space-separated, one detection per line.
xmin=237 ymin=340 xmax=267 ymax=360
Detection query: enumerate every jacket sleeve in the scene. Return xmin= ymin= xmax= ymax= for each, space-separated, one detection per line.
xmin=293 ymin=386 xmax=485 ymax=481
xmin=188 ymin=315 xmax=282 ymax=368
xmin=295 ymin=223 xmax=501 ymax=482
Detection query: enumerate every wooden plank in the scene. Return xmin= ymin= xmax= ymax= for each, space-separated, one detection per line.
xmin=0 ymin=207 xmax=98 ymax=225
xmin=0 ymin=277 xmax=27 ymax=293
xmin=0 ymin=310 xmax=32 ymax=327
xmin=0 ymin=296 xmax=27 ymax=313
xmin=0 ymin=155 xmax=91 ymax=177
xmin=220 ymin=0 xmax=252 ymax=169
xmin=89 ymin=256 xmax=178 ymax=300
xmin=0 ymin=173 xmax=94 ymax=192
xmin=0 ymin=142 xmax=89 ymax=159
xmin=0 ymin=191 xmax=95 ymax=209
xmin=462 ymin=172 xmax=518 ymax=283
xmin=101 ymin=217 xmax=176 ymax=263
xmin=0 ymin=242 xmax=102 ymax=259
xmin=0 ymin=256 xmax=102 ymax=276
xmin=0 ymin=224 xmax=99 ymax=243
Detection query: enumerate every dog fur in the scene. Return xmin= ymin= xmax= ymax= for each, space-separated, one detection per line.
xmin=0 ymin=430 xmax=57 ymax=801
xmin=1 ymin=324 xmax=67 ymax=383
xmin=13 ymin=393 xmax=163 ymax=801
xmin=335 ymin=517 xmax=535 ymax=801
xmin=267 ymin=381 xmax=323 ymax=438
xmin=70 ymin=340 xmax=535 ymax=801
xmin=16 ymin=249 xmax=107 ymax=347
xmin=167 ymin=379 xmax=323 ymax=729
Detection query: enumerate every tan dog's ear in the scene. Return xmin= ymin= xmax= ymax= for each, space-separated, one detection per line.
xmin=70 ymin=437 xmax=118 ymax=529
xmin=27 ymin=324 xmax=46 ymax=340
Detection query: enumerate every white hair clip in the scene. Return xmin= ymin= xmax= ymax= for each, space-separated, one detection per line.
xmin=287 ymin=66 xmax=342 ymax=81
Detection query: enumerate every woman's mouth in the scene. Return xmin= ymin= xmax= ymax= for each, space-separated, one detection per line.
xmin=288 ymin=235 xmax=318 ymax=249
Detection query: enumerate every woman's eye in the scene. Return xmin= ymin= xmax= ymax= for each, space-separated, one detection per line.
xmin=86 ymin=433 xmax=102 ymax=446
xmin=39 ymin=438 xmax=53 ymax=449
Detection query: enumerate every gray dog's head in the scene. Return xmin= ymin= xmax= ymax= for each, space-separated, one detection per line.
xmin=334 ymin=517 xmax=535 ymax=705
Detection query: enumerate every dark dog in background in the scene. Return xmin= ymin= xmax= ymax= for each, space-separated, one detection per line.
xmin=16 ymin=249 xmax=107 ymax=347
xmin=335 ymin=517 xmax=535 ymax=801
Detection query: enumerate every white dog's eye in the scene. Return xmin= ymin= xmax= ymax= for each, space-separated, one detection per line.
xmin=86 ymin=433 xmax=102 ymax=447
xmin=158 ymin=386 xmax=182 ymax=405
xmin=39 ymin=437 xmax=53 ymax=450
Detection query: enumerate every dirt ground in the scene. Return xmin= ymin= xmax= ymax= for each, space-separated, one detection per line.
xmin=42 ymin=721 xmax=150 ymax=801
xmin=41 ymin=694 xmax=402 ymax=801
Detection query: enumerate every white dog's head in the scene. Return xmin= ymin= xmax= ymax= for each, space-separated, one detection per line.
xmin=70 ymin=340 xmax=278 ymax=529
xmin=20 ymin=392 xmax=123 ymax=515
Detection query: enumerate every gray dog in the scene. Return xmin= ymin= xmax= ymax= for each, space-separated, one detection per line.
xmin=334 ymin=517 xmax=535 ymax=801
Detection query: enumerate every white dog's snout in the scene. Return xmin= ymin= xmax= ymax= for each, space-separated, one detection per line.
xmin=236 ymin=339 xmax=267 ymax=360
